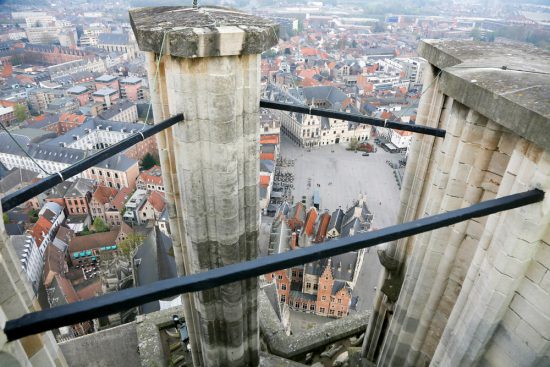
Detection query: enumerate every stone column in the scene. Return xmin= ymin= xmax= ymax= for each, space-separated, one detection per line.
xmin=130 ymin=7 xmax=278 ymax=367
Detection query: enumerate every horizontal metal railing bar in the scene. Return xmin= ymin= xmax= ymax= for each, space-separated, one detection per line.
xmin=2 ymin=100 xmax=442 ymax=212
xmin=4 ymin=188 xmax=543 ymax=341
xmin=1 ymin=114 xmax=184 ymax=213
xmin=260 ymin=100 xmax=446 ymax=138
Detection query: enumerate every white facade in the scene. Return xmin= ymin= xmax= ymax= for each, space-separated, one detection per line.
xmin=279 ymin=110 xmax=371 ymax=147
xmin=14 ymin=235 xmax=43 ymax=294
xmin=390 ymin=129 xmax=413 ymax=150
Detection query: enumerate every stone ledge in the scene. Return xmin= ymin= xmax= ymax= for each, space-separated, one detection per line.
xmin=418 ymin=40 xmax=550 ymax=150
xmin=130 ymin=6 xmax=278 ymax=58
xmin=259 ymin=290 xmax=370 ymax=359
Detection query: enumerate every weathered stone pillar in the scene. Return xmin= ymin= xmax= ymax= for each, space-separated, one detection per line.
xmin=130 ymin=7 xmax=278 ymax=367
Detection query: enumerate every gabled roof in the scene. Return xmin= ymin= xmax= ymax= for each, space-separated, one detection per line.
xmin=68 ymin=227 xmax=120 ymax=253
xmin=92 ymin=185 xmax=118 ymax=205
xmin=146 ymin=191 xmax=165 ymax=213
xmin=327 ymin=208 xmax=344 ymax=233
xmin=340 ymin=217 xmax=361 ymax=237
xmin=314 ymin=212 xmax=331 ymax=243
xmin=44 ymin=243 xmax=67 ymax=287
xmin=303 ymin=207 xmax=318 ymax=237
xmin=31 ymin=216 xmax=53 ymax=245
xmin=50 ymin=274 xmax=80 ymax=306
xmin=260 ymin=160 xmax=275 ymax=173
xmin=98 ymin=33 xmax=129 ymax=46
xmin=59 ymin=113 xmax=86 ymax=124
xmin=65 ymin=178 xmax=95 ymax=198
xmin=0 ymin=168 xmax=39 ymax=194
xmin=331 ymin=280 xmax=351 ymax=296
xmin=109 ymin=187 xmax=132 ymax=210
xmin=137 ymin=165 xmax=163 ymax=186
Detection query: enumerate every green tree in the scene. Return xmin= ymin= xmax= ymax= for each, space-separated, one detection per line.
xmin=3 ymin=213 xmax=9 ymax=224
xmin=140 ymin=152 xmax=159 ymax=170
xmin=348 ymin=137 xmax=359 ymax=151
xmin=92 ymin=217 xmax=109 ymax=233
xmin=119 ymin=233 xmax=145 ymax=257
xmin=14 ymin=104 xmax=27 ymax=122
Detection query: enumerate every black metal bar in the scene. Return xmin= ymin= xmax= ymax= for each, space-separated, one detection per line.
xmin=260 ymin=100 xmax=446 ymax=138
xmin=1 ymin=114 xmax=183 ymax=212
xmin=4 ymin=188 xmax=543 ymax=341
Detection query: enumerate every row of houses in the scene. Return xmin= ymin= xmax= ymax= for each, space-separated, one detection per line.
xmin=265 ymin=84 xmax=372 ymax=148
xmin=264 ymin=195 xmax=373 ymax=318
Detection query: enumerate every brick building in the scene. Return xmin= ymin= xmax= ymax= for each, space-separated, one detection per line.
xmin=89 ymin=185 xmax=118 ymax=223
xmin=265 ymin=197 xmax=370 ymax=318
xmin=120 ymin=77 xmax=144 ymax=102
xmin=136 ymin=165 xmax=164 ymax=192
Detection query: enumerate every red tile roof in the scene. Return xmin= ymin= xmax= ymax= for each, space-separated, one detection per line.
xmin=315 ymin=212 xmax=331 ymax=243
xmin=110 ymin=187 xmax=132 ymax=210
xmin=260 ymin=134 xmax=280 ymax=145
xmin=76 ymin=280 xmax=102 ymax=300
xmin=43 ymin=244 xmax=67 ymax=287
xmin=260 ymin=152 xmax=275 ymax=161
xmin=54 ymin=274 xmax=80 ymax=304
xmin=147 ymin=190 xmax=165 ymax=213
xmin=92 ymin=185 xmax=118 ymax=205
xmin=31 ymin=216 xmax=53 ymax=245
xmin=260 ymin=175 xmax=270 ymax=187
xmin=59 ymin=113 xmax=86 ymax=124
xmin=69 ymin=227 xmax=120 ymax=253
xmin=304 ymin=208 xmax=318 ymax=237
xmin=137 ymin=165 xmax=163 ymax=187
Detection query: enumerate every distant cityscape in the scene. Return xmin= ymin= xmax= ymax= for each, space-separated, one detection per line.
xmin=1 ymin=0 xmax=549 ymax=343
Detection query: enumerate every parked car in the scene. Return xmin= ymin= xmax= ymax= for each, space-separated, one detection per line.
xmin=362 ymin=153 xmax=370 ymax=156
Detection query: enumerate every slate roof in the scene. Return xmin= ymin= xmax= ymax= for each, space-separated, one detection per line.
xmin=98 ymin=100 xmax=135 ymax=121
xmin=340 ymin=217 xmax=361 ymax=237
xmin=10 ymin=235 xmax=29 ymax=264
xmin=98 ymin=33 xmax=129 ymax=45
xmin=260 ymin=160 xmax=275 ymax=173
xmin=5 ymin=223 xmax=25 ymax=236
xmin=93 ymin=87 xmax=117 ymax=96
xmin=290 ymin=290 xmax=316 ymax=302
xmin=327 ymin=208 xmax=344 ymax=234
xmin=331 ymin=280 xmax=349 ymax=295
xmin=11 ymin=128 xmax=55 ymax=143
xmin=0 ymin=133 xmax=86 ymax=164
xmin=95 ymin=74 xmax=117 ymax=83
xmin=263 ymin=282 xmax=283 ymax=320
xmin=95 ymin=154 xmax=137 ymax=172
xmin=304 ymin=251 xmax=358 ymax=282
xmin=120 ymin=76 xmax=141 ymax=84
xmin=67 ymin=85 xmax=88 ymax=94
xmin=0 ymin=168 xmax=39 ymax=194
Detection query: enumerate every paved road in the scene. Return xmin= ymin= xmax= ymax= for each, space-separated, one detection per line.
xmin=280 ymin=136 xmax=403 ymax=312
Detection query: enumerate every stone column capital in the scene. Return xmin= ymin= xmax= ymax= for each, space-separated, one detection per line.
xmin=130 ymin=6 xmax=278 ymax=58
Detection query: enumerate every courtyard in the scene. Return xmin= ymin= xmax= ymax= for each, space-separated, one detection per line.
xmin=279 ymin=135 xmax=403 ymax=313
